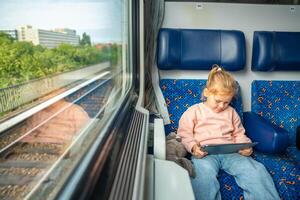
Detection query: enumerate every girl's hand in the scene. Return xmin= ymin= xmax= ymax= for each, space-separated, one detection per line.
xmin=192 ymin=144 xmax=208 ymax=159
xmin=239 ymin=147 xmax=253 ymax=156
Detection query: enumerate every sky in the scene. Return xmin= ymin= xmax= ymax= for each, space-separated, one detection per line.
xmin=0 ymin=0 xmax=125 ymax=43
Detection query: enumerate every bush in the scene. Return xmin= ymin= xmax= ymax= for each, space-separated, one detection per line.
xmin=0 ymin=35 xmax=119 ymax=89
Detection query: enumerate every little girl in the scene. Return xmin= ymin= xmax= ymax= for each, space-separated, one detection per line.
xmin=177 ymin=65 xmax=279 ymax=200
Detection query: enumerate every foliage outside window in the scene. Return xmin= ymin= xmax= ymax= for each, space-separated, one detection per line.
xmin=0 ymin=32 xmax=120 ymax=89
xmin=0 ymin=0 xmax=131 ymax=199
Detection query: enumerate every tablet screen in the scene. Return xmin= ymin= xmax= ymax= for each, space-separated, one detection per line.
xmin=201 ymin=142 xmax=258 ymax=154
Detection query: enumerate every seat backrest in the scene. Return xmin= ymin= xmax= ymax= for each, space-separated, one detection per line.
xmin=157 ymin=28 xmax=246 ymax=135
xmin=157 ymin=28 xmax=246 ymax=71
xmin=160 ymin=79 xmax=243 ymax=135
xmin=252 ymin=80 xmax=300 ymax=146
xmin=252 ymin=31 xmax=300 ymax=71
xmin=251 ymin=31 xmax=300 ymax=146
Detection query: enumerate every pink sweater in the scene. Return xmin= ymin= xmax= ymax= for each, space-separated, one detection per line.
xmin=177 ymin=103 xmax=251 ymax=153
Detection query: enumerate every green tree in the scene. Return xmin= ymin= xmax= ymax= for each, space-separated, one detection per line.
xmin=0 ymin=32 xmax=14 ymax=44
xmin=0 ymin=37 xmax=119 ymax=89
xmin=80 ymin=32 xmax=91 ymax=46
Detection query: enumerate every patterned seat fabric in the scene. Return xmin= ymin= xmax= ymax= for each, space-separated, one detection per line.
xmin=160 ymin=79 xmax=300 ymax=200
xmin=160 ymin=79 xmax=243 ymax=135
xmin=160 ymin=79 xmax=244 ymax=199
xmin=252 ymin=151 xmax=300 ymax=200
xmin=251 ymin=80 xmax=300 ymax=200
xmin=252 ymin=81 xmax=300 ymax=146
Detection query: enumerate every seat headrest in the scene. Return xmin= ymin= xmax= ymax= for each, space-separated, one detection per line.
xmin=157 ymin=28 xmax=246 ymax=71
xmin=252 ymin=31 xmax=300 ymax=71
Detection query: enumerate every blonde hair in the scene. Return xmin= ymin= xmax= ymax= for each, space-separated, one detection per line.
xmin=205 ymin=64 xmax=238 ymax=97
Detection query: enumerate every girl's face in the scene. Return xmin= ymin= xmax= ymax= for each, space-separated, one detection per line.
xmin=205 ymin=93 xmax=233 ymax=113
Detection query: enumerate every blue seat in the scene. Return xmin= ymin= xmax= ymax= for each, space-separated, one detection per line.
xmin=160 ymin=79 xmax=245 ymax=199
xmin=157 ymin=29 xmax=300 ymax=200
xmin=244 ymin=80 xmax=300 ymax=200
xmin=246 ymin=31 xmax=300 ymax=200
xmin=157 ymin=28 xmax=247 ymax=199
xmin=252 ymin=31 xmax=300 ymax=71
xmin=160 ymin=79 xmax=243 ymax=136
xmin=158 ymin=28 xmax=246 ymax=71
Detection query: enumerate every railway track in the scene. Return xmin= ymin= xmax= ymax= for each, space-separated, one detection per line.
xmin=0 ymin=75 xmax=113 ymax=200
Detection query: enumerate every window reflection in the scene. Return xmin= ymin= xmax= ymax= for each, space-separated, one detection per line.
xmin=0 ymin=0 xmax=131 ymax=199
xmin=21 ymin=99 xmax=90 ymax=144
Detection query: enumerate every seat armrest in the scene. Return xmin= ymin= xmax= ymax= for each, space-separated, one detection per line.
xmin=243 ymin=112 xmax=289 ymax=153
xmin=154 ymin=118 xmax=166 ymax=159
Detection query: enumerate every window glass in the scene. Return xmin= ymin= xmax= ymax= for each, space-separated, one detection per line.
xmin=0 ymin=0 xmax=131 ymax=199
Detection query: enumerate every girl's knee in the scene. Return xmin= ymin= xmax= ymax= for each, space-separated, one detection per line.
xmin=234 ymin=158 xmax=267 ymax=177
xmin=255 ymin=162 xmax=271 ymax=178
xmin=192 ymin=159 xmax=218 ymax=177
xmin=251 ymin=159 xmax=268 ymax=173
xmin=247 ymin=161 xmax=270 ymax=180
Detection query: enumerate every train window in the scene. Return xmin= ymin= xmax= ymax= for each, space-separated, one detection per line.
xmin=0 ymin=0 xmax=132 ymax=199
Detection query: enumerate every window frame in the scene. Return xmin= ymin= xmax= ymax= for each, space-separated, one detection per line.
xmin=50 ymin=0 xmax=140 ymax=199
xmin=0 ymin=0 xmax=138 ymax=199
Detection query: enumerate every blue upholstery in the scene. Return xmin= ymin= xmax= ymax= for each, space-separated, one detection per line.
xmin=218 ymin=170 xmax=243 ymax=199
xmin=160 ymin=79 xmax=244 ymax=199
xmin=160 ymin=79 xmax=206 ymax=134
xmin=252 ymin=31 xmax=300 ymax=71
xmin=160 ymin=79 xmax=300 ymax=200
xmin=250 ymin=81 xmax=300 ymax=199
xmin=250 ymin=31 xmax=300 ymax=199
xmin=252 ymin=152 xmax=300 ymax=200
xmin=160 ymin=79 xmax=243 ymax=135
xmin=244 ymin=112 xmax=289 ymax=153
xmin=156 ymin=28 xmax=253 ymax=199
xmin=157 ymin=28 xmax=246 ymax=71
xmin=252 ymin=81 xmax=300 ymax=146
xmin=156 ymin=28 xmax=300 ymax=199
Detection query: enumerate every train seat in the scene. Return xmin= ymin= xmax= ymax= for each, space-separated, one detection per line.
xmin=160 ymin=79 xmax=243 ymax=136
xmin=244 ymin=31 xmax=300 ymax=199
xmin=157 ymin=28 xmax=247 ymax=199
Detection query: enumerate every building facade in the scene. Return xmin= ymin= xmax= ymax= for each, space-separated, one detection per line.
xmin=0 ymin=29 xmax=18 ymax=40
xmin=17 ymin=25 xmax=80 ymax=48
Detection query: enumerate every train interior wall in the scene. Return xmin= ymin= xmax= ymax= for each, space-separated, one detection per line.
xmin=160 ymin=2 xmax=300 ymax=112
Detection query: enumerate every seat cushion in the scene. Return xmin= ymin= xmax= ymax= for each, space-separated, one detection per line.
xmin=160 ymin=79 xmax=299 ymax=200
xmin=218 ymin=170 xmax=243 ymax=199
xmin=218 ymin=151 xmax=300 ymax=200
xmin=286 ymin=146 xmax=300 ymax=163
xmin=252 ymin=150 xmax=300 ymax=200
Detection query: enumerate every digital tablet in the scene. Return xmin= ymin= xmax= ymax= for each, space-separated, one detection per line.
xmin=201 ymin=142 xmax=258 ymax=154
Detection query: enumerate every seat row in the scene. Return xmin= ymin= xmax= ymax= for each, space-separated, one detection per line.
xmin=155 ymin=28 xmax=300 ymax=200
